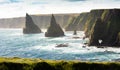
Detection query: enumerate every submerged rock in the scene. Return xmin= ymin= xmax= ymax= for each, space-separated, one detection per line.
xmin=72 ymin=37 xmax=80 ymax=39
xmin=23 ymin=13 xmax=41 ymax=34
xmin=55 ymin=43 xmax=68 ymax=47
xmin=45 ymin=14 xmax=65 ymax=37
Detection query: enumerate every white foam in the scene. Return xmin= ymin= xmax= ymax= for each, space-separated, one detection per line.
xmin=10 ymin=33 xmax=23 ymax=36
xmin=0 ymin=28 xmax=22 ymax=30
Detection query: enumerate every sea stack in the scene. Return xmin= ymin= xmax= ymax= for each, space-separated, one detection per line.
xmin=23 ymin=13 xmax=41 ymax=34
xmin=73 ymin=30 xmax=77 ymax=35
xmin=45 ymin=14 xmax=65 ymax=37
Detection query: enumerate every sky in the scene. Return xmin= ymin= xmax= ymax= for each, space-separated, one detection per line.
xmin=0 ymin=0 xmax=120 ymax=18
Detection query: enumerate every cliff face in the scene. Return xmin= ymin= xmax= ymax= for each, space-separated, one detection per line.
xmin=45 ymin=14 xmax=64 ymax=37
xmin=0 ymin=13 xmax=79 ymax=28
xmin=23 ymin=13 xmax=41 ymax=34
xmin=88 ymin=18 xmax=105 ymax=46
xmin=65 ymin=13 xmax=89 ymax=31
xmin=65 ymin=16 xmax=76 ymax=31
xmin=88 ymin=9 xmax=120 ymax=47
xmin=0 ymin=17 xmax=25 ymax=28
xmin=84 ymin=10 xmax=104 ymax=37
xmin=31 ymin=14 xmax=78 ymax=29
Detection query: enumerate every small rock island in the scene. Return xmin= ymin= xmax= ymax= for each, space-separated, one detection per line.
xmin=45 ymin=14 xmax=65 ymax=37
xmin=23 ymin=13 xmax=42 ymax=34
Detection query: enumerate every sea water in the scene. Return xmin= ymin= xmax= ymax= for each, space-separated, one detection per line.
xmin=0 ymin=29 xmax=120 ymax=61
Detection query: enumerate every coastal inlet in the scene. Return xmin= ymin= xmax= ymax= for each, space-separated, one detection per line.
xmin=0 ymin=29 xmax=120 ymax=61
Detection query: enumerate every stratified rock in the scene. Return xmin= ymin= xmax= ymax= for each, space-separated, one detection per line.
xmin=23 ymin=13 xmax=41 ymax=34
xmin=45 ymin=14 xmax=65 ymax=37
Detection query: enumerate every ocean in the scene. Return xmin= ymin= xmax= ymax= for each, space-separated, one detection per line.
xmin=0 ymin=29 xmax=120 ymax=61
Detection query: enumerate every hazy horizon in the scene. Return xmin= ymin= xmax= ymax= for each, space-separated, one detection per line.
xmin=0 ymin=0 xmax=120 ymax=18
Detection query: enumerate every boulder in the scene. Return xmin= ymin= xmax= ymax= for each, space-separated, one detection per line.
xmin=45 ymin=14 xmax=65 ymax=37
xmin=23 ymin=13 xmax=41 ymax=34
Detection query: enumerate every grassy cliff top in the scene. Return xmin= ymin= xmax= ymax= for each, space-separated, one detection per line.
xmin=0 ymin=57 xmax=120 ymax=70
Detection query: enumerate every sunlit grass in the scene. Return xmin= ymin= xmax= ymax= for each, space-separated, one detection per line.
xmin=0 ymin=57 xmax=120 ymax=70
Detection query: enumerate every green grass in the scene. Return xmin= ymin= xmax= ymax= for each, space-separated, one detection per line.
xmin=0 ymin=57 xmax=120 ymax=70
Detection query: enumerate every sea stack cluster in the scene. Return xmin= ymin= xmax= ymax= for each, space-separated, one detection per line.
xmin=23 ymin=9 xmax=120 ymax=47
xmin=23 ymin=14 xmax=64 ymax=37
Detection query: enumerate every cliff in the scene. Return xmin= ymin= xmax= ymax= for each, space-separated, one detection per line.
xmin=65 ymin=13 xmax=89 ymax=31
xmin=45 ymin=14 xmax=65 ymax=37
xmin=88 ymin=9 xmax=120 ymax=47
xmin=0 ymin=17 xmax=25 ymax=28
xmin=0 ymin=13 xmax=79 ymax=29
xmin=23 ymin=13 xmax=41 ymax=34
xmin=65 ymin=16 xmax=76 ymax=31
xmin=64 ymin=9 xmax=120 ymax=47
xmin=84 ymin=10 xmax=104 ymax=37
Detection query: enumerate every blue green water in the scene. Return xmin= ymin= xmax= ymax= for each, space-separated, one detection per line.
xmin=0 ymin=29 xmax=120 ymax=61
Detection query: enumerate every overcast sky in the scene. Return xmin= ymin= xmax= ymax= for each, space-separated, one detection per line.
xmin=0 ymin=0 xmax=120 ymax=18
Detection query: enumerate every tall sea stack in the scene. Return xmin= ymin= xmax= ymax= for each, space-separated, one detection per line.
xmin=23 ymin=13 xmax=41 ymax=34
xmin=45 ymin=14 xmax=65 ymax=37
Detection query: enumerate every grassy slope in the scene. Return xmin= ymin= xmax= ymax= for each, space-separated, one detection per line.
xmin=0 ymin=57 xmax=120 ymax=70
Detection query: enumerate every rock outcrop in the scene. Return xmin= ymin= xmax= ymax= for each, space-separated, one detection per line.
xmin=45 ymin=14 xmax=65 ymax=37
xmin=88 ymin=9 xmax=120 ymax=47
xmin=23 ymin=13 xmax=41 ymax=34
